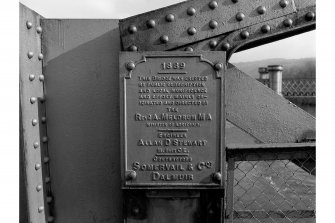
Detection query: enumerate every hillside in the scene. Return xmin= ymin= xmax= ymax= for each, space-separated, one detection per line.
xmin=233 ymin=58 xmax=316 ymax=79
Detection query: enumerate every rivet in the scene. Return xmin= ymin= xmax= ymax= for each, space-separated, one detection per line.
xmin=127 ymin=170 xmax=137 ymax=181
xmin=48 ymin=216 xmax=54 ymax=222
xmin=29 ymin=74 xmax=35 ymax=81
xmin=187 ymin=7 xmax=196 ymax=16
xmin=305 ymin=12 xmax=315 ymax=21
xmin=47 ymin=196 xmax=53 ymax=203
xmin=236 ymin=12 xmax=245 ymax=21
xmin=212 ymin=172 xmax=222 ymax=182
xmin=187 ymin=27 xmax=197 ymax=35
xmin=261 ymin=24 xmax=271 ymax=33
xmin=44 ymin=157 xmax=50 ymax=163
xmin=30 ymin=97 xmax=37 ymax=104
xmin=184 ymin=47 xmax=194 ymax=52
xmin=279 ymin=0 xmax=289 ymax=8
xmin=35 ymin=163 xmax=41 ymax=170
xmin=38 ymin=53 xmax=44 ymax=61
xmin=132 ymin=207 xmax=140 ymax=216
xmin=128 ymin=45 xmax=138 ymax=51
xmin=146 ymin=19 xmax=156 ymax=28
xmin=209 ymin=1 xmax=218 ymax=9
xmin=27 ymin=52 xmax=34 ymax=59
xmin=32 ymin=119 xmax=38 ymax=126
xmin=40 ymin=97 xmax=45 ymax=103
xmin=128 ymin=25 xmax=137 ymax=34
xmin=240 ymin=30 xmax=250 ymax=39
xmin=214 ymin=63 xmax=223 ymax=71
xmin=39 ymin=74 xmax=45 ymax=82
xmin=38 ymin=206 xmax=44 ymax=213
xmin=45 ymin=177 xmax=51 ymax=183
xmin=208 ymin=209 xmax=214 ymax=215
xmin=221 ymin=42 xmax=230 ymax=51
xmin=283 ymin=18 xmax=293 ymax=27
xmin=36 ymin=26 xmax=42 ymax=34
xmin=209 ymin=20 xmax=218 ymax=29
xmin=160 ymin=35 xmax=169 ymax=43
xmin=26 ymin=21 xmax=33 ymax=29
xmin=41 ymin=117 xmax=47 ymax=123
xmin=126 ymin=62 xmax=135 ymax=71
xmin=232 ymin=0 xmax=238 ymax=3
xmin=33 ymin=142 xmax=39 ymax=149
xmin=257 ymin=6 xmax=266 ymax=15
xmin=165 ymin=14 xmax=175 ymax=22
xmin=36 ymin=185 xmax=42 ymax=192
xmin=42 ymin=136 xmax=48 ymax=143
xmin=209 ymin=40 xmax=218 ymax=49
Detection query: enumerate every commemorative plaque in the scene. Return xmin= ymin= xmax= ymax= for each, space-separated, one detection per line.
xmin=120 ymin=51 xmax=225 ymax=188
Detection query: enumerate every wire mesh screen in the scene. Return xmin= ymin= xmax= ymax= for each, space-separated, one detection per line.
xmin=226 ymin=147 xmax=315 ymax=223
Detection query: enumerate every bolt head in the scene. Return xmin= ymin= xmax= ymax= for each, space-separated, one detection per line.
xmin=26 ymin=21 xmax=33 ymax=29
xmin=35 ymin=163 xmax=41 ymax=170
xmin=214 ymin=63 xmax=224 ymax=71
xmin=240 ymin=30 xmax=250 ymax=39
xmin=165 ymin=14 xmax=175 ymax=22
xmin=261 ymin=24 xmax=271 ymax=33
xmin=236 ymin=12 xmax=245 ymax=21
xmin=221 ymin=42 xmax=230 ymax=51
xmin=257 ymin=6 xmax=266 ymax=15
xmin=209 ymin=20 xmax=218 ymax=29
xmin=32 ymin=119 xmax=38 ymax=126
xmin=29 ymin=74 xmax=35 ymax=81
xmin=126 ymin=62 xmax=136 ymax=71
xmin=38 ymin=53 xmax=44 ymax=60
xmin=39 ymin=74 xmax=45 ymax=81
xmin=209 ymin=40 xmax=218 ymax=49
xmin=127 ymin=170 xmax=137 ymax=181
xmin=305 ymin=12 xmax=315 ymax=21
xmin=30 ymin=97 xmax=37 ymax=104
xmin=38 ymin=206 xmax=44 ymax=213
xmin=128 ymin=45 xmax=138 ymax=51
xmin=27 ymin=52 xmax=34 ymax=59
xmin=283 ymin=18 xmax=293 ymax=27
xmin=212 ymin=172 xmax=222 ymax=182
xmin=209 ymin=1 xmax=218 ymax=9
xmin=184 ymin=47 xmax=194 ymax=52
xmin=160 ymin=35 xmax=169 ymax=43
xmin=36 ymin=26 xmax=42 ymax=34
xmin=279 ymin=0 xmax=289 ymax=8
xmin=187 ymin=27 xmax=197 ymax=35
xmin=187 ymin=7 xmax=196 ymax=16
xmin=128 ymin=25 xmax=137 ymax=34
xmin=146 ymin=19 xmax=156 ymax=28
xmin=33 ymin=142 xmax=39 ymax=149
xmin=36 ymin=185 xmax=42 ymax=192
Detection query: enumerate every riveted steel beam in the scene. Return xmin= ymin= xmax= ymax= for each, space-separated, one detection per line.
xmin=119 ymin=0 xmax=296 ymax=51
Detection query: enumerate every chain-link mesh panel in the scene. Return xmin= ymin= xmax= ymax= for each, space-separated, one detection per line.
xmin=282 ymin=79 xmax=315 ymax=97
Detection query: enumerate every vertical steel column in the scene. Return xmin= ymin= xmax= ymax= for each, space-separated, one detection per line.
xmin=225 ymin=158 xmax=235 ymax=223
xmin=268 ymin=65 xmax=283 ymax=95
xmin=258 ymin=67 xmax=268 ymax=80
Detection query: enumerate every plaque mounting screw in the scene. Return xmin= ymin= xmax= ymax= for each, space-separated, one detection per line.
xmin=146 ymin=19 xmax=156 ymax=28
xmin=26 ymin=21 xmax=33 ymax=29
xmin=209 ymin=20 xmax=218 ymax=29
xmin=128 ymin=25 xmax=137 ymax=34
xmin=126 ymin=170 xmax=137 ymax=181
xmin=165 ymin=14 xmax=175 ymax=22
xmin=305 ymin=12 xmax=315 ymax=21
xmin=261 ymin=24 xmax=271 ymax=33
xmin=212 ymin=172 xmax=222 ymax=183
xmin=257 ymin=6 xmax=266 ymax=15
xmin=126 ymin=62 xmax=136 ymax=71
xmin=128 ymin=45 xmax=138 ymax=51
xmin=214 ymin=63 xmax=224 ymax=71
xmin=184 ymin=47 xmax=194 ymax=52
xmin=187 ymin=27 xmax=197 ymax=35
xmin=209 ymin=1 xmax=218 ymax=10
xmin=221 ymin=42 xmax=230 ymax=51
xmin=236 ymin=12 xmax=245 ymax=21
xmin=279 ymin=0 xmax=289 ymax=8
xmin=283 ymin=18 xmax=293 ymax=27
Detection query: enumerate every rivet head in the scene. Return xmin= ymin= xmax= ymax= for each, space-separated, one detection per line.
xmin=132 ymin=207 xmax=140 ymax=216
xmin=184 ymin=47 xmax=194 ymax=52
xmin=36 ymin=185 xmax=42 ymax=192
xmin=39 ymin=74 xmax=45 ymax=81
xmin=214 ymin=63 xmax=223 ymax=71
xmin=128 ymin=45 xmax=138 ymax=52
xmin=48 ymin=216 xmax=54 ymax=222
xmin=279 ymin=0 xmax=289 ymax=8
xmin=221 ymin=42 xmax=230 ymax=51
xmin=209 ymin=40 xmax=218 ymax=49
xmin=240 ymin=30 xmax=250 ymax=39
xmin=41 ymin=117 xmax=47 ymax=123
xmin=44 ymin=157 xmax=50 ymax=163
xmin=236 ymin=12 xmax=245 ymax=21
xmin=38 ymin=53 xmax=44 ymax=60
xmin=146 ymin=19 xmax=156 ymax=28
xmin=127 ymin=170 xmax=137 ymax=181
xmin=47 ymin=196 xmax=53 ymax=203
xmin=232 ymin=0 xmax=238 ymax=3
xmin=45 ymin=177 xmax=51 ymax=183
xmin=30 ymin=97 xmax=37 ymax=104
xmin=33 ymin=142 xmax=39 ymax=149
xmin=283 ymin=18 xmax=293 ymax=27
xmin=257 ymin=6 xmax=266 ymax=15
xmin=187 ymin=27 xmax=197 ymax=35
xmin=187 ymin=7 xmax=196 ymax=16
xmin=209 ymin=20 xmax=218 ymax=29
xmin=27 ymin=52 xmax=34 ymax=59
xmin=29 ymin=74 xmax=35 ymax=81
xmin=26 ymin=21 xmax=33 ymax=29
xmin=36 ymin=26 xmax=42 ymax=34
xmin=126 ymin=62 xmax=136 ymax=71
xmin=42 ymin=136 xmax=48 ymax=143
xmin=208 ymin=209 xmax=214 ymax=215
xmin=160 ymin=35 xmax=169 ymax=43
xmin=40 ymin=97 xmax=45 ymax=103
xmin=209 ymin=1 xmax=218 ymax=9
xmin=128 ymin=25 xmax=137 ymax=34
xmin=212 ymin=172 xmax=222 ymax=182
xmin=35 ymin=163 xmax=41 ymax=170
xmin=305 ymin=12 xmax=315 ymax=21
xmin=165 ymin=14 xmax=175 ymax=22
xmin=38 ymin=206 xmax=44 ymax=213
xmin=261 ymin=24 xmax=271 ymax=33
xmin=32 ymin=119 xmax=38 ymax=126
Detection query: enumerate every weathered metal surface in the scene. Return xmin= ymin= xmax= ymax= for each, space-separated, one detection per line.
xmin=120 ymin=51 xmax=225 ymax=188
xmin=20 ymin=4 xmax=51 ymax=223
xmin=119 ymin=0 xmax=296 ymax=51
xmin=225 ymin=63 xmax=315 ymax=143
xmin=41 ymin=19 xmax=123 ymax=223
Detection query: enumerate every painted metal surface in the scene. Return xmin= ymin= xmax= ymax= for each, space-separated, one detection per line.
xmin=119 ymin=0 xmax=296 ymax=51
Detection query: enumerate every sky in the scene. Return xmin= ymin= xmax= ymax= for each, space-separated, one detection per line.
xmin=19 ymin=0 xmax=315 ymax=63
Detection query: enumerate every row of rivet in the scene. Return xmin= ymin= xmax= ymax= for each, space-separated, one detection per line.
xmin=127 ymin=0 xmax=291 ymax=51
xmin=26 ymin=20 xmax=53 ymax=222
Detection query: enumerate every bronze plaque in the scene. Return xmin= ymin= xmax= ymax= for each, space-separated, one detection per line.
xmin=120 ymin=51 xmax=225 ymax=188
